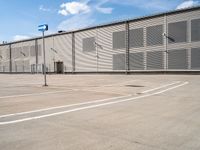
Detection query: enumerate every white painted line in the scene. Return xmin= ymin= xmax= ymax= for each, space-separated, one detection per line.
xmin=140 ymin=81 xmax=180 ymax=94
xmin=0 ymin=95 xmax=132 ymax=118
xmin=0 ymin=82 xmax=188 ymax=125
xmin=153 ymin=81 xmax=188 ymax=95
xmin=0 ymin=90 xmax=68 ymax=99
xmin=0 ymin=81 xmax=180 ymax=118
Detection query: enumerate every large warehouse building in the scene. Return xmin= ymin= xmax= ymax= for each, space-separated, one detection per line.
xmin=0 ymin=6 xmax=200 ymax=73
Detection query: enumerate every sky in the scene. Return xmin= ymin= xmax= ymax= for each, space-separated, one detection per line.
xmin=0 ymin=0 xmax=199 ymax=43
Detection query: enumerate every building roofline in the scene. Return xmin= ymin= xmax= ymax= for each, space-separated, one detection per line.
xmin=1 ymin=5 xmax=200 ymax=46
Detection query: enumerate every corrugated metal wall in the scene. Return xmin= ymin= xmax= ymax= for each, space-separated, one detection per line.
xmin=98 ymin=24 xmax=126 ymax=71
xmin=0 ymin=8 xmax=200 ymax=73
xmin=11 ymin=40 xmax=35 ymax=73
xmin=0 ymin=45 xmax=10 ymax=72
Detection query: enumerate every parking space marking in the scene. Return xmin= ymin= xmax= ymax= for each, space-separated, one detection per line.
xmin=0 ymin=95 xmax=132 ymax=118
xmin=0 ymin=81 xmax=188 ymax=125
xmin=0 ymin=90 xmax=68 ymax=99
xmin=140 ymin=81 xmax=180 ymax=94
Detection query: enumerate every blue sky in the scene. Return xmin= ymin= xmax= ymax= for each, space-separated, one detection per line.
xmin=0 ymin=0 xmax=199 ymax=42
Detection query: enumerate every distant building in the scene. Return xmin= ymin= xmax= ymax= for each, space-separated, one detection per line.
xmin=0 ymin=6 xmax=200 ymax=73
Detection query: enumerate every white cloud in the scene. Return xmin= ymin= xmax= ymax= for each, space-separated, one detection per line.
xmin=95 ymin=0 xmax=113 ymax=14
xmin=13 ymin=35 xmax=30 ymax=41
xmin=96 ymin=7 xmax=113 ymax=14
xmin=57 ymin=14 xmax=95 ymax=31
xmin=176 ymin=0 xmax=199 ymax=9
xmin=58 ymin=1 xmax=90 ymax=16
xmin=39 ymin=5 xmax=51 ymax=12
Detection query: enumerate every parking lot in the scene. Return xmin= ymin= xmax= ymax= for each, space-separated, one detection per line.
xmin=0 ymin=74 xmax=200 ymax=150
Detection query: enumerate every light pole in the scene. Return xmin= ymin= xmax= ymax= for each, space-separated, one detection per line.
xmin=38 ymin=24 xmax=48 ymax=86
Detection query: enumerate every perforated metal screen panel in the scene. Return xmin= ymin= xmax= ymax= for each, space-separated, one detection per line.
xmin=168 ymin=21 xmax=187 ymax=43
xmin=147 ymin=51 xmax=164 ymax=70
xmin=129 ymin=28 xmax=144 ymax=48
xmin=147 ymin=25 xmax=163 ymax=46
xmin=113 ymin=31 xmax=125 ymax=49
xmin=191 ymin=19 xmax=200 ymax=42
xmin=82 ymin=37 xmax=95 ymax=52
xmin=191 ymin=48 xmax=200 ymax=69
xmin=168 ymin=49 xmax=188 ymax=69
xmin=113 ymin=53 xmax=125 ymax=70
xmin=129 ymin=52 xmax=144 ymax=70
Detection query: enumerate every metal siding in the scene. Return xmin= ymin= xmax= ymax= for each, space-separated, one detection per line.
xmin=147 ymin=51 xmax=164 ymax=70
xmin=0 ymin=45 xmax=10 ymax=72
xmin=97 ymin=24 xmax=126 ymax=71
xmin=43 ymin=37 xmax=53 ymax=72
xmin=129 ymin=28 xmax=144 ymax=48
xmin=0 ymin=9 xmax=200 ymax=73
xmin=113 ymin=53 xmax=125 ymax=70
xmin=129 ymin=52 xmax=145 ymax=70
xmin=75 ymin=29 xmax=97 ymax=72
xmin=191 ymin=48 xmax=200 ymax=69
xmin=42 ymin=34 xmax=73 ymax=73
xmin=129 ymin=16 xmax=165 ymax=70
xmin=147 ymin=25 xmax=164 ymax=46
xmin=168 ymin=21 xmax=187 ymax=44
xmin=11 ymin=41 xmax=35 ymax=72
xmin=191 ymin=18 xmax=200 ymax=42
xmin=37 ymin=39 xmax=43 ymax=73
xmin=82 ymin=37 xmax=95 ymax=52
xmin=53 ymin=34 xmax=72 ymax=72
xmin=168 ymin=49 xmax=188 ymax=69
xmin=167 ymin=9 xmax=200 ymax=51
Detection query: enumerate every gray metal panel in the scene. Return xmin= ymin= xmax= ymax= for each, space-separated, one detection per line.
xmin=168 ymin=49 xmax=188 ymax=69
xmin=30 ymin=44 xmax=41 ymax=57
xmin=191 ymin=48 xmax=200 ymax=69
xmin=0 ymin=45 xmax=10 ymax=72
xmin=37 ymin=45 xmax=42 ymax=56
xmin=11 ymin=40 xmax=35 ymax=72
xmin=22 ymin=46 xmax=30 ymax=57
xmin=24 ymin=60 xmax=30 ymax=72
xmin=113 ymin=31 xmax=125 ymax=49
xmin=129 ymin=28 xmax=144 ymax=48
xmin=147 ymin=51 xmax=164 ymax=70
xmin=113 ymin=53 xmax=125 ymax=70
xmin=191 ymin=18 xmax=200 ymax=42
xmin=168 ymin=21 xmax=187 ymax=43
xmin=129 ymin=52 xmax=144 ymax=70
xmin=30 ymin=46 xmax=36 ymax=56
xmin=147 ymin=25 xmax=164 ymax=46
xmin=82 ymin=37 xmax=95 ymax=52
